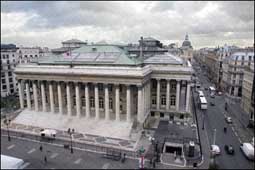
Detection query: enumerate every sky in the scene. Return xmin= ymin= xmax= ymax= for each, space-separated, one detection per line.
xmin=1 ymin=1 xmax=254 ymax=49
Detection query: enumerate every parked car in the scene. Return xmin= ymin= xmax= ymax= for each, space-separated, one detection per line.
xmin=240 ymin=143 xmax=254 ymax=160
xmin=225 ymin=117 xmax=233 ymax=124
xmin=211 ymin=145 xmax=221 ymax=155
xmin=224 ymin=145 xmax=235 ymax=155
xmin=210 ymin=102 xmax=215 ymax=106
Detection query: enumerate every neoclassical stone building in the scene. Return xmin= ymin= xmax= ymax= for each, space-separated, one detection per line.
xmin=14 ymin=44 xmax=193 ymax=129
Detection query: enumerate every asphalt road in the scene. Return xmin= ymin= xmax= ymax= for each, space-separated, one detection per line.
xmin=193 ymin=61 xmax=254 ymax=169
xmin=1 ymin=135 xmax=184 ymax=169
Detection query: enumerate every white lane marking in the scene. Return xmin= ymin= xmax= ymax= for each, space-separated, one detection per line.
xmin=19 ymin=162 xmax=30 ymax=169
xmin=102 ymin=163 xmax=110 ymax=169
xmin=7 ymin=144 xmax=15 ymax=150
xmin=74 ymin=158 xmax=82 ymax=164
xmin=50 ymin=153 xmax=58 ymax=159
xmin=27 ymin=148 xmax=36 ymax=154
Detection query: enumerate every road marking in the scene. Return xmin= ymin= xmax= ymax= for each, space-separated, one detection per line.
xmin=7 ymin=144 xmax=15 ymax=150
xmin=74 ymin=158 xmax=82 ymax=164
xmin=102 ymin=163 xmax=110 ymax=169
xmin=27 ymin=148 xmax=36 ymax=154
xmin=19 ymin=162 xmax=30 ymax=169
xmin=50 ymin=153 xmax=58 ymax=159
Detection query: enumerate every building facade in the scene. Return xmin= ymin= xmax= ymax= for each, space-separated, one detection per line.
xmin=1 ymin=45 xmax=47 ymax=97
xmin=222 ymin=51 xmax=254 ymax=99
xmin=1 ymin=44 xmax=18 ymax=97
xmin=241 ymin=61 xmax=254 ymax=125
xmin=14 ymin=44 xmax=193 ymax=128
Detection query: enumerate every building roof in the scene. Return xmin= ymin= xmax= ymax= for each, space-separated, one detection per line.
xmin=229 ymin=52 xmax=254 ymax=61
xmin=143 ymin=37 xmax=159 ymax=41
xmin=143 ymin=53 xmax=183 ymax=65
xmin=37 ymin=45 xmax=142 ymax=66
xmin=62 ymin=39 xmax=87 ymax=44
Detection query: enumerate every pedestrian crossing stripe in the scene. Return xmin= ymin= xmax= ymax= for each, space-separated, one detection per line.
xmin=7 ymin=144 xmax=15 ymax=150
xmin=27 ymin=148 xmax=36 ymax=154
xmin=19 ymin=162 xmax=30 ymax=169
xmin=74 ymin=158 xmax=82 ymax=164
xmin=50 ymin=153 xmax=58 ymax=159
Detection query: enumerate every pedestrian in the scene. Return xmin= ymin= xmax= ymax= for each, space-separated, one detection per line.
xmin=39 ymin=145 xmax=43 ymax=152
xmin=153 ymin=158 xmax=156 ymax=168
xmin=44 ymin=156 xmax=47 ymax=164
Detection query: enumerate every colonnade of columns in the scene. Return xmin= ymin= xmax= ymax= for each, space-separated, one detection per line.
xmin=18 ymin=80 xmax=144 ymax=123
xmin=155 ymin=79 xmax=191 ymax=112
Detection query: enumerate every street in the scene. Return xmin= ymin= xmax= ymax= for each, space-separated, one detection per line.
xmin=193 ymin=60 xmax=254 ymax=169
xmin=1 ymin=135 xmax=184 ymax=169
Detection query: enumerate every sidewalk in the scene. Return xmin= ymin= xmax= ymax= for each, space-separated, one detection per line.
xmin=224 ymin=98 xmax=254 ymax=143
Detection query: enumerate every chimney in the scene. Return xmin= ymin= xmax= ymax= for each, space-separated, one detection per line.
xmin=140 ymin=36 xmax=143 ymax=59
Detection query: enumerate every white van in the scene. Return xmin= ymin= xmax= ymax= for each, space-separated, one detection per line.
xmin=40 ymin=129 xmax=56 ymax=139
xmin=240 ymin=143 xmax=254 ymax=160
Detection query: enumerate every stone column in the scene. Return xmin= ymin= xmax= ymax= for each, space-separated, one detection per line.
xmin=166 ymin=79 xmax=170 ymax=110
xmin=85 ymin=83 xmax=90 ymax=118
xmin=66 ymin=82 xmax=72 ymax=116
xmin=95 ymin=83 xmax=99 ymax=120
xmin=75 ymin=83 xmax=81 ymax=117
xmin=49 ymin=82 xmax=55 ymax=113
xmin=176 ymin=80 xmax=180 ymax=111
xmin=126 ymin=85 xmax=131 ymax=122
xmin=156 ymin=79 xmax=160 ymax=110
xmin=41 ymin=81 xmax=46 ymax=112
xmin=57 ymin=82 xmax=63 ymax=114
xmin=18 ymin=80 xmax=24 ymax=109
xmin=26 ymin=80 xmax=31 ymax=110
xmin=115 ymin=84 xmax=120 ymax=121
xmin=186 ymin=81 xmax=191 ymax=112
xmin=137 ymin=85 xmax=143 ymax=123
xmin=104 ymin=84 xmax=110 ymax=121
xmin=32 ymin=81 xmax=39 ymax=111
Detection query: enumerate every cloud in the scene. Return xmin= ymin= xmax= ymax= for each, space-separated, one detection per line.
xmin=1 ymin=1 xmax=254 ymax=49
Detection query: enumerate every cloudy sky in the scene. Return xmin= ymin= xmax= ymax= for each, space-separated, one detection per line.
xmin=1 ymin=1 xmax=254 ymax=49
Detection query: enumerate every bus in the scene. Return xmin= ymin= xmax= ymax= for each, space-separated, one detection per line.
xmin=199 ymin=96 xmax=207 ymax=110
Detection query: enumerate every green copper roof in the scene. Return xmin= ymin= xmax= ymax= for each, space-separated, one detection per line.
xmin=36 ymin=45 xmax=142 ymax=66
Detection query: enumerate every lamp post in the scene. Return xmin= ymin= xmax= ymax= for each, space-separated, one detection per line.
xmin=67 ymin=128 xmax=75 ymax=154
xmin=4 ymin=118 xmax=11 ymax=141
xmin=202 ymin=110 xmax=205 ymax=130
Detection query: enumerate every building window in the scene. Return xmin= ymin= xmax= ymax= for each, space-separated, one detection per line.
xmin=8 ymin=72 xmax=12 ymax=76
xmin=160 ymin=112 xmax=164 ymax=118
xmin=152 ymin=80 xmax=157 ymax=89
xmin=161 ymin=82 xmax=166 ymax=89
xmin=170 ymin=95 xmax=176 ymax=106
xmin=10 ymin=84 xmax=13 ymax=88
xmin=109 ymin=85 xmax=113 ymax=92
xmin=98 ymin=83 xmax=103 ymax=91
xmin=120 ymin=105 xmax=123 ymax=111
xmin=180 ymin=114 xmax=184 ymax=119
xmin=3 ymin=85 xmax=6 ymax=89
xmin=171 ymin=83 xmax=176 ymax=90
xmin=8 ymin=65 xmax=11 ymax=69
xmin=161 ymin=95 xmax=166 ymax=105
xmin=109 ymin=98 xmax=113 ymax=109
xmin=82 ymin=96 xmax=85 ymax=106
xmin=90 ymin=97 xmax=95 ymax=108
xmin=35 ymin=55 xmax=38 ymax=57
xmin=152 ymin=96 xmax=156 ymax=105
xmin=151 ymin=112 xmax=155 ymax=117
xmin=232 ymin=80 xmax=235 ymax=85
xmin=99 ymin=97 xmax=104 ymax=108
xmin=24 ymin=55 xmax=27 ymax=58
xmin=2 ymin=79 xmax=6 ymax=84
xmin=6 ymin=54 xmax=9 ymax=59
xmin=120 ymin=85 xmax=122 ymax=93
xmin=9 ymin=78 xmax=13 ymax=83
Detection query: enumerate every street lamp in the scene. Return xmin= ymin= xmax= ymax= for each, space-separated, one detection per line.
xmin=4 ymin=118 xmax=11 ymax=141
xmin=202 ymin=111 xmax=205 ymax=130
xmin=67 ymin=128 xmax=75 ymax=154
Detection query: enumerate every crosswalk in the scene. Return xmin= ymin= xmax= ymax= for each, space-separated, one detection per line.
xmin=50 ymin=153 xmax=59 ymax=159
xmin=102 ymin=163 xmax=110 ymax=169
xmin=74 ymin=158 xmax=82 ymax=164
xmin=27 ymin=148 xmax=36 ymax=154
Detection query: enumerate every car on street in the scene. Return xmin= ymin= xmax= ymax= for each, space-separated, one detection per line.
xmin=224 ymin=145 xmax=235 ymax=155
xmin=210 ymin=93 xmax=215 ymax=98
xmin=211 ymin=145 xmax=221 ymax=155
xmin=210 ymin=102 xmax=215 ymax=106
xmin=225 ymin=117 xmax=233 ymax=124
xmin=204 ymin=87 xmax=208 ymax=90
xmin=218 ymin=91 xmax=223 ymax=96
xmin=240 ymin=143 xmax=254 ymax=160
xmin=40 ymin=129 xmax=57 ymax=139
